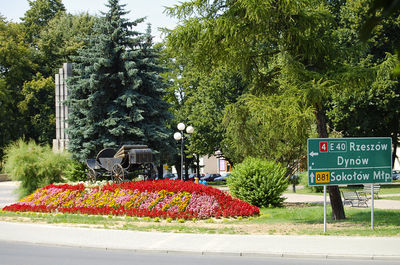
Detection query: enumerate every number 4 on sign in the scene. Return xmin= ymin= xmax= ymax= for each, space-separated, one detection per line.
xmin=320 ymin=142 xmax=328 ymax=153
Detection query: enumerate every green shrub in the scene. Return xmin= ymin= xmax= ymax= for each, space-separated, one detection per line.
xmin=3 ymin=139 xmax=70 ymax=198
xmin=64 ymin=160 xmax=87 ymax=182
xmin=227 ymin=157 xmax=288 ymax=207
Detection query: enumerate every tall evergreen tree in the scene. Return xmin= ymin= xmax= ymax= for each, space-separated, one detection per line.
xmin=67 ymin=0 xmax=172 ymax=162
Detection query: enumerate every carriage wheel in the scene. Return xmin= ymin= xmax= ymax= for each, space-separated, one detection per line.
xmin=112 ymin=164 xmax=125 ymax=183
xmin=87 ymin=168 xmax=97 ymax=183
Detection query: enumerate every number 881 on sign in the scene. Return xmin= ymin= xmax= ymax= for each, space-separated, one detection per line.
xmin=316 ymin=172 xmax=330 ymax=184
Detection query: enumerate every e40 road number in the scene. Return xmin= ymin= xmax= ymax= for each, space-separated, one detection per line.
xmin=316 ymin=172 xmax=330 ymax=184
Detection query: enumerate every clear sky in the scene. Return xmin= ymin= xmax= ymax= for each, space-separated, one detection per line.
xmin=0 ymin=0 xmax=181 ymax=42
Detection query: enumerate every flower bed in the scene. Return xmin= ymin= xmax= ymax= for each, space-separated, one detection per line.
xmin=2 ymin=180 xmax=259 ymax=219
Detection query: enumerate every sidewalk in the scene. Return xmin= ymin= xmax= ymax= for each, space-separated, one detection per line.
xmin=0 ymin=221 xmax=399 ymax=260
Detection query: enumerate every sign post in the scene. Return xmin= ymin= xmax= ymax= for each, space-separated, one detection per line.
xmin=308 ymin=137 xmax=392 ymax=231
xmin=371 ymin=184 xmax=374 ymax=229
xmin=323 ymin=185 xmax=327 ymax=233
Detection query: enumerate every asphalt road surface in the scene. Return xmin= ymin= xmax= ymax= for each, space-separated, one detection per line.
xmin=0 ymin=241 xmax=399 ymax=265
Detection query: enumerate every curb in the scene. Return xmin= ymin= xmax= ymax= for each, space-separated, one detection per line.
xmin=3 ymin=237 xmax=400 ymax=261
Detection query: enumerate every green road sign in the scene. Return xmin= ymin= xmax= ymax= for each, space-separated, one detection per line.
xmin=308 ymin=138 xmax=392 ymax=186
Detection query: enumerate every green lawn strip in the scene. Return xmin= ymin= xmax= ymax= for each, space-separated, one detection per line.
xmin=1 ymin=205 xmax=399 ymax=236
xmin=379 ymin=196 xmax=400 ymax=201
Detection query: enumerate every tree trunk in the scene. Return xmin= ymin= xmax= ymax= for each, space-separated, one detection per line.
xmin=196 ymin=154 xmax=201 ymax=179
xmin=184 ymin=154 xmax=189 ymax=181
xmin=314 ymin=104 xmax=346 ymax=220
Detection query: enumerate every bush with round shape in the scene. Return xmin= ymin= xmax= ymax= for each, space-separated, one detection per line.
xmin=227 ymin=157 xmax=288 ymax=207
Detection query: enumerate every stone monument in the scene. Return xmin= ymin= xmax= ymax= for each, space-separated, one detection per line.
xmin=52 ymin=63 xmax=72 ymax=152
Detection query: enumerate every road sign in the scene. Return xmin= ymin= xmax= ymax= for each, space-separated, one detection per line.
xmin=308 ymin=138 xmax=392 ymax=186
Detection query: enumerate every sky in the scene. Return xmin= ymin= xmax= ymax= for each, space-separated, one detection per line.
xmin=0 ymin=0 xmax=182 ymax=42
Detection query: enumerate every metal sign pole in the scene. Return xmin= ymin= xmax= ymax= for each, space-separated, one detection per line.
xmin=371 ymin=183 xmax=374 ymax=230
xmin=324 ymin=185 xmax=327 ymax=233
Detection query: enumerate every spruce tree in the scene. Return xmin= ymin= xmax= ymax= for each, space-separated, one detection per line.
xmin=67 ymin=0 xmax=172 ymax=162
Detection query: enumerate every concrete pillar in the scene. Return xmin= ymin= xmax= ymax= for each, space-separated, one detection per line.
xmin=53 ymin=63 xmax=72 ymax=153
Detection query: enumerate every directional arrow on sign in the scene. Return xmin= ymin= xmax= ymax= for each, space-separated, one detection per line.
xmin=310 ymin=151 xmax=319 ymax=157
xmin=310 ymin=173 xmax=315 ymax=183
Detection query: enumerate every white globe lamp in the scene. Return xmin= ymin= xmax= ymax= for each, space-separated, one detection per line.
xmin=173 ymin=132 xmax=182 ymax=141
xmin=186 ymin=125 xmax=194 ymax=134
xmin=177 ymin=122 xmax=186 ymax=131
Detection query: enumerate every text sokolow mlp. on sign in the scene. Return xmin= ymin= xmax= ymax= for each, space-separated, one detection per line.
xmin=308 ymin=138 xmax=392 ymax=186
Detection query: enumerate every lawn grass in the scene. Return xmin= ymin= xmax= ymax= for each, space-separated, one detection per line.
xmin=1 ymin=204 xmax=399 ymax=237
xmin=376 ymin=196 xmax=400 ymax=201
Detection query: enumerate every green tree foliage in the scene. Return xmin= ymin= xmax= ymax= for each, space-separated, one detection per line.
xmin=3 ymin=139 xmax=69 ymax=198
xmin=0 ymin=18 xmax=37 ymax=162
xmin=38 ymin=12 xmax=97 ymax=75
xmin=21 ymin=0 xmax=66 ymax=44
xmin=18 ymin=73 xmax=55 ymax=144
xmin=224 ymin=92 xmax=314 ymax=173
xmin=67 ymin=0 xmax=172 ymax=162
xmin=328 ymin=55 xmax=400 ymax=165
xmin=360 ymin=0 xmax=400 ymax=75
xmin=227 ymin=157 xmax=288 ymax=207
xmin=0 ymin=6 xmax=95 ymax=168
xmin=136 ymin=25 xmax=175 ymax=163
xmin=186 ymin=68 xmax=245 ymax=158
xmin=165 ymin=0 xmax=346 ymax=219
xmin=328 ymin=0 xmax=400 ymax=166
xmin=0 ymin=20 xmax=36 ymax=90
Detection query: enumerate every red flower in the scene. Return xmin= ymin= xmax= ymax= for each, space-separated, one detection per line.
xmin=2 ymin=180 xmax=259 ymax=220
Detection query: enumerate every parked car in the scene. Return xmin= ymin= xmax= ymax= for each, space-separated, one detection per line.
xmin=214 ymin=173 xmax=231 ymax=182
xmin=163 ymin=173 xmax=178 ymax=180
xmin=188 ymin=173 xmax=198 ymax=180
xmin=201 ymin=173 xmax=221 ymax=182
xmin=393 ymin=170 xmax=400 ymax=180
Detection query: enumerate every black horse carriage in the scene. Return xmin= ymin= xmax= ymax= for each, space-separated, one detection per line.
xmin=86 ymin=145 xmax=157 ymax=183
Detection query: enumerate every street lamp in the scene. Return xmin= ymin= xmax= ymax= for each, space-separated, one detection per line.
xmin=173 ymin=123 xmax=194 ymax=180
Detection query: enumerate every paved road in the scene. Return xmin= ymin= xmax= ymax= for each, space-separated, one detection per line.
xmin=0 ymin=181 xmax=19 ymax=208
xmin=0 ymin=241 xmax=399 ymax=265
xmin=0 ymin=222 xmax=399 ymax=260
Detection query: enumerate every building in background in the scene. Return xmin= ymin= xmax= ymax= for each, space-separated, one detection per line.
xmin=199 ymin=152 xmax=231 ymax=176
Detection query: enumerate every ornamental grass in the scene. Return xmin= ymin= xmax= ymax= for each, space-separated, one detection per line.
xmin=2 ymin=180 xmax=259 ymax=220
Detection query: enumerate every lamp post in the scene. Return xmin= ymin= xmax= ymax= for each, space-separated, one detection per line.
xmin=173 ymin=123 xmax=194 ymax=180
